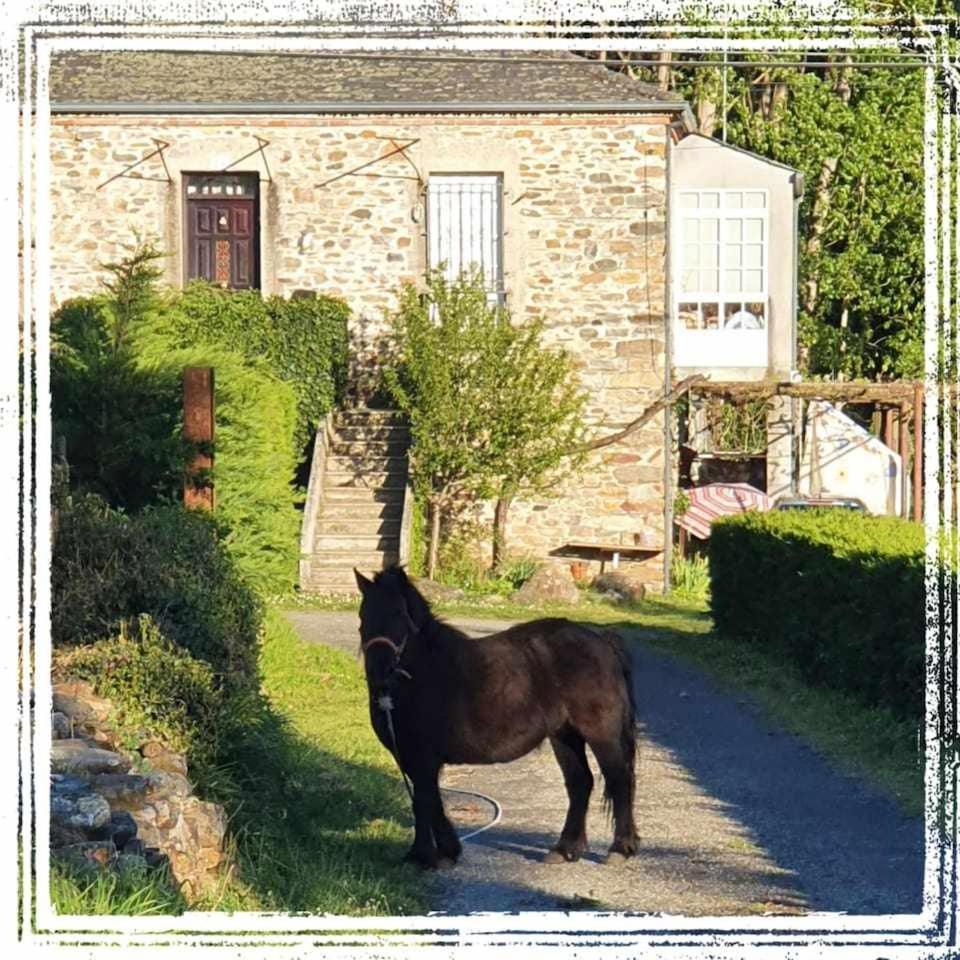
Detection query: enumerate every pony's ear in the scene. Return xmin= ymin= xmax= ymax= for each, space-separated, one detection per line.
xmin=354 ymin=568 xmax=373 ymax=595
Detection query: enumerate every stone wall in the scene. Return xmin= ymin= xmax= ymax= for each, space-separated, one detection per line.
xmin=48 ymin=112 xmax=670 ymax=586
xmin=50 ymin=679 xmax=229 ymax=902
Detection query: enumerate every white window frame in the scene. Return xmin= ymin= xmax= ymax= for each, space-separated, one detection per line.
xmin=673 ymin=188 xmax=769 ymax=368
xmin=426 ymin=174 xmax=505 ymax=307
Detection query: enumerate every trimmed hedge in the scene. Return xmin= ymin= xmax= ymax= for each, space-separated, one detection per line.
xmin=53 ymin=494 xmax=263 ymax=693
xmin=134 ymin=341 xmax=303 ymax=594
xmin=54 ymin=294 xmax=305 ymax=595
xmin=166 ymin=282 xmax=350 ymax=449
xmin=709 ymin=510 xmax=925 ymax=721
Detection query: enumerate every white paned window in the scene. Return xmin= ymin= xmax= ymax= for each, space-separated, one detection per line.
xmin=427 ymin=174 xmax=504 ymax=306
xmin=676 ymin=189 xmax=768 ymax=334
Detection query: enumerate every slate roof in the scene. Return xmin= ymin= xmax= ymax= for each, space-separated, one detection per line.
xmin=49 ymin=49 xmax=689 ymax=113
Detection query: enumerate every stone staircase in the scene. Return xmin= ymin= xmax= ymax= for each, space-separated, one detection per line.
xmin=300 ymin=408 xmax=410 ymax=595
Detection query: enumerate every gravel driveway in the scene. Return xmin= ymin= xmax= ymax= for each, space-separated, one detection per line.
xmin=284 ymin=609 xmax=923 ymax=916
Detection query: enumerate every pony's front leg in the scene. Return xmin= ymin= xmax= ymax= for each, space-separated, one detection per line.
xmin=403 ymin=769 xmax=446 ymax=870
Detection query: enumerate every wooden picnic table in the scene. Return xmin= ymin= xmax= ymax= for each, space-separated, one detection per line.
xmin=558 ymin=542 xmax=662 ymax=574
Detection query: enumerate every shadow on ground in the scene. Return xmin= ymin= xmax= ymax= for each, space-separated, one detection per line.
xmin=207 ymin=697 xmax=425 ymax=914
xmin=605 ymin=621 xmax=924 ymax=916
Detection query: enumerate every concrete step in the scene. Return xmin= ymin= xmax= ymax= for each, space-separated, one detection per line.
xmin=316 ymin=516 xmax=402 ymax=535
xmin=311 ymin=550 xmax=400 ymax=568
xmin=334 ymin=409 xmax=407 ymax=427
xmin=326 ymin=455 xmax=408 ymax=474
xmin=331 ymin=439 xmax=408 ymax=457
xmin=321 ymin=486 xmax=404 ymax=504
xmin=335 ymin=425 xmax=410 ymax=443
xmin=314 ymin=533 xmax=400 ymax=552
xmin=300 ymin=569 xmax=364 ymax=595
xmin=324 ymin=471 xmax=406 ymax=490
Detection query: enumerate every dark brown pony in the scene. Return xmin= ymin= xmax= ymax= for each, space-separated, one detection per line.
xmin=354 ymin=565 xmax=638 ymax=870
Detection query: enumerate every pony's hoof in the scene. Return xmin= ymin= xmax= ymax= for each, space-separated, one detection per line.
xmin=603 ymin=850 xmax=627 ymax=865
xmin=544 ymin=847 xmax=580 ymax=864
xmin=403 ymin=849 xmax=439 ymax=870
xmin=436 ymin=856 xmax=456 ymax=870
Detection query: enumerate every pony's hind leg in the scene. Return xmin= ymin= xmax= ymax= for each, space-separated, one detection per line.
xmin=545 ymin=727 xmax=593 ymax=863
xmin=590 ymin=736 xmax=639 ymax=863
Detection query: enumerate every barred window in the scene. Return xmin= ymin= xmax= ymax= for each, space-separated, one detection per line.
xmin=427 ymin=174 xmax=504 ymax=306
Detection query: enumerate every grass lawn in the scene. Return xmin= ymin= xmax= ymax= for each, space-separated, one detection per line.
xmin=279 ymin=586 xmax=922 ymax=820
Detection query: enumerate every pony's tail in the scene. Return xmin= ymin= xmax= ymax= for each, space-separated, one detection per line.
xmin=601 ymin=630 xmax=638 ymax=820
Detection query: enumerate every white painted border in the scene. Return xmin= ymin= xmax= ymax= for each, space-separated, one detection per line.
xmin=10 ymin=3 xmax=955 ymax=955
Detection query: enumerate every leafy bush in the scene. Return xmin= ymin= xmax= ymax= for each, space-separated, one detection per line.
xmin=382 ymin=270 xmax=585 ymax=576
xmin=165 ymin=282 xmax=349 ymax=449
xmin=52 ymin=494 xmax=263 ymax=693
xmin=709 ymin=510 xmax=925 ymax=720
xmin=56 ymin=615 xmax=226 ymax=774
xmin=671 ymin=552 xmax=710 ymax=602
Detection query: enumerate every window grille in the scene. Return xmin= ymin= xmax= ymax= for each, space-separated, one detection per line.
xmin=427 ymin=175 xmax=504 ymax=306
xmin=676 ymin=189 xmax=768 ymax=333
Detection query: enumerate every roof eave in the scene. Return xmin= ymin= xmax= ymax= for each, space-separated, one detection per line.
xmin=47 ymin=99 xmax=691 ymax=116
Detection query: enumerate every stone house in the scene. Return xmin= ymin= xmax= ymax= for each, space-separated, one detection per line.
xmin=44 ymin=49 xmax=800 ymax=592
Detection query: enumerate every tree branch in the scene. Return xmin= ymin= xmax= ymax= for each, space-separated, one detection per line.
xmin=580 ymin=374 xmax=707 ymax=453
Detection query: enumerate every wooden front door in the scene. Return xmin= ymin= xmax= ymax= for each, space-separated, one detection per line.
xmin=184 ymin=174 xmax=259 ymax=289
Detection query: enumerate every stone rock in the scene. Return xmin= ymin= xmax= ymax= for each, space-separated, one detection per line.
xmin=511 ymin=563 xmax=581 ymax=606
xmin=53 ymin=840 xmax=117 ymax=868
xmin=52 ymin=791 xmax=112 ymax=833
xmin=108 ymin=811 xmax=138 ymax=849
xmin=145 ymin=770 xmax=192 ymax=800
xmin=51 ymin=740 xmax=130 ymax=777
xmin=410 ymin=578 xmax=465 ymax=603
xmin=592 ymin=571 xmax=647 ymax=604
xmin=52 ymin=711 xmax=72 ymax=739
xmin=123 ymin=838 xmax=147 ymax=858
xmin=51 ymin=773 xmax=92 ymax=798
xmin=141 ymin=743 xmax=188 ymax=777
xmin=89 ymin=773 xmax=150 ymax=808
xmin=52 ymin=682 xmax=113 ymax=725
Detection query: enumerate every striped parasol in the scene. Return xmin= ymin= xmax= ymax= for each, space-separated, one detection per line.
xmin=676 ymin=482 xmax=773 ymax=540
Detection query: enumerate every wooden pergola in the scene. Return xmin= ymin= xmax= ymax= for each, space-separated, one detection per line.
xmin=688 ymin=379 xmax=926 ymax=521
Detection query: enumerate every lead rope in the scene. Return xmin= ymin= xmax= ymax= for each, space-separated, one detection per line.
xmin=378 ymin=692 xmax=415 ymax=804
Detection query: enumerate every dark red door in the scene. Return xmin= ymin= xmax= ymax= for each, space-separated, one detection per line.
xmin=185 ymin=175 xmax=259 ymax=289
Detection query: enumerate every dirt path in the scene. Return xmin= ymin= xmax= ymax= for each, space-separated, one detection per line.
xmin=284 ymin=610 xmax=923 ymax=916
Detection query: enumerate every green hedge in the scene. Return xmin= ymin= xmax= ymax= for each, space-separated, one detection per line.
xmin=57 ymin=615 xmax=226 ymax=775
xmin=135 ymin=341 xmax=303 ymax=594
xmin=54 ymin=296 xmax=305 ymax=595
xmin=53 ymin=494 xmax=263 ymax=693
xmin=51 ymin=297 xmax=185 ymax=510
xmin=709 ymin=510 xmax=925 ymax=721
xmin=166 ymin=282 xmax=349 ymax=449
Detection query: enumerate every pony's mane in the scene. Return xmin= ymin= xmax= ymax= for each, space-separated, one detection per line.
xmin=374 ymin=565 xmax=468 ymax=643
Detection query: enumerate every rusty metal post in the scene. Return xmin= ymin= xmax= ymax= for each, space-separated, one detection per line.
xmin=183 ymin=366 xmax=215 ymax=511
xmin=913 ymin=382 xmax=923 ymax=521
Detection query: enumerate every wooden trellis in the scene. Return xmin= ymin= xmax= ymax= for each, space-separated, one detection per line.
xmin=688 ymin=379 xmax=927 ymax=521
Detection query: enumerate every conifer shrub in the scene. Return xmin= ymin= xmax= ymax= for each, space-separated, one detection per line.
xmin=709 ymin=510 xmax=925 ymax=720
